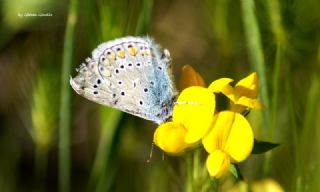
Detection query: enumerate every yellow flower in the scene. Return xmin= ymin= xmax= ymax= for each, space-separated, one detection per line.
xmin=202 ymin=111 xmax=254 ymax=178
xmin=153 ymin=122 xmax=189 ymax=154
xmin=154 ymin=66 xmax=257 ymax=167
xmin=206 ymin=150 xmax=230 ymax=178
xmin=173 ymin=86 xmax=215 ymax=143
xmin=208 ymin=72 xmax=263 ymax=112
xmin=251 ymin=179 xmax=284 ymax=192
xmin=228 ymin=179 xmax=284 ymax=192
xmin=154 ymin=65 xmax=215 ymax=153
xmin=154 ymin=86 xmax=216 ymax=153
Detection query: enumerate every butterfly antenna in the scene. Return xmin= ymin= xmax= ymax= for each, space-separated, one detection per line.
xmin=146 ymin=142 xmax=154 ymax=163
xmin=175 ymin=101 xmax=202 ymax=106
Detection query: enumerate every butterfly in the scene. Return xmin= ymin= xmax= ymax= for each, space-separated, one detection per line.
xmin=70 ymin=36 xmax=178 ymax=124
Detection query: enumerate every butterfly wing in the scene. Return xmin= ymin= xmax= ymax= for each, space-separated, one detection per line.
xmin=70 ymin=37 xmax=178 ymax=124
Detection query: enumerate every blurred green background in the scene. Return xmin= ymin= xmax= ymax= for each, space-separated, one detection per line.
xmin=0 ymin=0 xmax=320 ymax=191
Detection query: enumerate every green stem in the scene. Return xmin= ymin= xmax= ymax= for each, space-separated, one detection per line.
xmin=193 ymin=149 xmax=201 ymax=185
xmin=186 ymin=149 xmax=212 ymax=192
xmin=186 ymin=152 xmax=193 ymax=192
xmin=59 ymin=0 xmax=78 ymax=191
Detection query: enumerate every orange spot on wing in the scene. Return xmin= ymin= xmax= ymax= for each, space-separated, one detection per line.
xmin=118 ymin=50 xmax=125 ymax=58
xmin=128 ymin=47 xmax=137 ymax=56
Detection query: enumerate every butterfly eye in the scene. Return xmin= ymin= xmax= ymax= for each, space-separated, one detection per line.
xmin=139 ymin=100 xmax=143 ymax=105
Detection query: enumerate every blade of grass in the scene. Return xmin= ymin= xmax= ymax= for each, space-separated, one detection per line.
xmin=59 ymin=0 xmax=78 ymax=191
xmin=266 ymin=0 xmax=286 ymax=44
xmin=89 ymin=108 xmax=122 ymax=192
xmin=32 ymin=71 xmax=58 ymax=190
xmin=206 ymin=0 xmax=231 ymax=57
xmin=284 ymin=59 xmax=300 ymax=192
xmin=265 ymin=0 xmax=286 ymax=177
xmin=302 ymin=43 xmax=320 ymax=152
xmin=135 ymin=0 xmax=154 ymax=35
xmin=265 ymin=43 xmax=282 ymax=174
xmin=266 ymin=0 xmax=286 ymax=141
xmin=240 ymin=0 xmax=271 ymax=176
xmin=299 ymin=43 xmax=320 ymax=192
xmin=240 ymin=0 xmax=270 ymax=128
xmin=88 ymin=1 xmax=125 ymax=192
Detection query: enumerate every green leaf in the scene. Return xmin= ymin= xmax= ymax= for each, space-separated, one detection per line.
xmin=251 ymin=139 xmax=279 ymax=154
xmin=229 ymin=164 xmax=243 ymax=180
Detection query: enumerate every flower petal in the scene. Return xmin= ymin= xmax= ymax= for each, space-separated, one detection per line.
xmin=206 ymin=150 xmax=230 ymax=178
xmin=202 ymin=112 xmax=235 ymax=153
xmin=154 ymin=122 xmax=189 ymax=154
xmin=208 ymin=78 xmax=237 ymax=102
xmin=208 ymin=78 xmax=233 ymax=93
xmin=252 ymin=179 xmax=284 ymax=192
xmin=173 ymin=86 xmax=215 ymax=144
xmin=179 ymin=65 xmax=206 ymax=90
xmin=224 ymin=112 xmax=254 ymax=162
xmin=203 ymin=111 xmax=254 ymax=163
xmin=235 ymin=96 xmax=264 ymax=109
xmin=235 ymin=72 xmax=259 ymax=99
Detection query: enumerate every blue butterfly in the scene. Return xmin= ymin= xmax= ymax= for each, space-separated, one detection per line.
xmin=70 ymin=36 xmax=178 ymax=124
